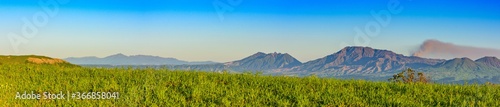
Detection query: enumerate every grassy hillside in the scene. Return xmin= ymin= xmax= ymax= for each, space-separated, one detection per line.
xmin=1 ymin=63 xmax=499 ymax=106
xmin=0 ymin=55 xmax=77 ymax=67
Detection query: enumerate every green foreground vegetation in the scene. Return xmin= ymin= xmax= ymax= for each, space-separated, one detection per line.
xmin=1 ymin=64 xmax=499 ymax=106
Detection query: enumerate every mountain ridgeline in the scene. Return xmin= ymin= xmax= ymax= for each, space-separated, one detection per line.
xmin=289 ymin=47 xmax=445 ymax=74
xmin=65 ymin=47 xmax=500 ymax=83
xmin=65 ymin=53 xmax=218 ymax=65
xmin=225 ymin=52 xmax=302 ymax=70
xmin=168 ymin=52 xmax=302 ymax=72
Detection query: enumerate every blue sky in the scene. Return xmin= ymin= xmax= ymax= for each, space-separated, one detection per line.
xmin=1 ymin=0 xmax=500 ymax=62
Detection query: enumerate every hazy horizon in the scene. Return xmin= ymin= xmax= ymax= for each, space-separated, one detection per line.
xmin=1 ymin=0 xmax=500 ymax=62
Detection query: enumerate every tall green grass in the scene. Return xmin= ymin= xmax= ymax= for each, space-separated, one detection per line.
xmin=1 ymin=64 xmax=499 ymax=106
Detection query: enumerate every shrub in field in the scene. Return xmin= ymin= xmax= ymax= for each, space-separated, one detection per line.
xmin=389 ymin=68 xmax=430 ymax=83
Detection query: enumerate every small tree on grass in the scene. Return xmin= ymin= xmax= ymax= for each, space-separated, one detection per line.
xmin=485 ymin=82 xmax=497 ymax=86
xmin=389 ymin=68 xmax=430 ymax=83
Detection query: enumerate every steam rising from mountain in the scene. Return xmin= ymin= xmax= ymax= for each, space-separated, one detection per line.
xmin=412 ymin=39 xmax=500 ymax=60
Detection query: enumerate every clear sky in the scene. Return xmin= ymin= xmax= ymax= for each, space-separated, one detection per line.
xmin=1 ymin=0 xmax=500 ymax=62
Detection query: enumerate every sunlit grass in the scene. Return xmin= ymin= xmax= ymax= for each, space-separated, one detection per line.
xmin=1 ymin=64 xmax=499 ymax=106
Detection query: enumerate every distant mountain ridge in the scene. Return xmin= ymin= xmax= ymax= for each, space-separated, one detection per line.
xmin=425 ymin=57 xmax=500 ymax=72
xmin=290 ymin=47 xmax=445 ymax=74
xmin=418 ymin=57 xmax=500 ymax=83
xmin=169 ymin=52 xmax=302 ymax=71
xmin=434 ymin=58 xmax=481 ymax=71
xmin=225 ymin=52 xmax=302 ymax=71
xmin=475 ymin=57 xmax=500 ymax=68
xmin=64 ymin=47 xmax=500 ymax=84
xmin=65 ymin=53 xmax=218 ymax=65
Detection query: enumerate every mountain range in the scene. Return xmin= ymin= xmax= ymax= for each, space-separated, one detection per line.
xmin=166 ymin=52 xmax=302 ymax=72
xmin=65 ymin=53 xmax=218 ymax=65
xmin=288 ymin=47 xmax=445 ymax=74
xmin=65 ymin=47 xmax=500 ymax=83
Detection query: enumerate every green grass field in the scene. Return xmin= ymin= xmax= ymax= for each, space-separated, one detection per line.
xmin=0 ymin=56 xmax=499 ymax=106
xmin=1 ymin=63 xmax=499 ymax=106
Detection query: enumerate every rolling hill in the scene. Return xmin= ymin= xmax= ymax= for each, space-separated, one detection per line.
xmin=0 ymin=55 xmax=76 ymax=67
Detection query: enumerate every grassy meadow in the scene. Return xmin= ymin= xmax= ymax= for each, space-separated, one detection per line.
xmin=0 ymin=56 xmax=499 ymax=106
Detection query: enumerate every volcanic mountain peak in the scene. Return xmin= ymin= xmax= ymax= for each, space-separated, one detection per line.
xmin=450 ymin=57 xmax=475 ymax=62
xmin=475 ymin=56 xmax=500 ymax=68
xmin=243 ymin=52 xmax=267 ymax=59
xmin=241 ymin=52 xmax=292 ymax=60
xmin=295 ymin=46 xmax=445 ymax=73
xmin=254 ymin=52 xmax=266 ymax=56
xmin=105 ymin=53 xmax=128 ymax=58
xmin=476 ymin=56 xmax=500 ymax=62
xmin=441 ymin=57 xmax=476 ymax=65
xmin=330 ymin=47 xmax=407 ymax=64
xmin=226 ymin=52 xmax=302 ymax=70
xmin=335 ymin=46 xmax=401 ymax=59
xmin=435 ymin=57 xmax=480 ymax=70
xmin=338 ymin=46 xmax=375 ymax=56
xmin=341 ymin=46 xmax=375 ymax=52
